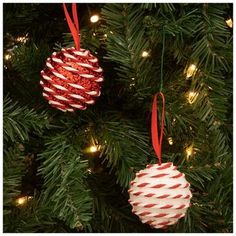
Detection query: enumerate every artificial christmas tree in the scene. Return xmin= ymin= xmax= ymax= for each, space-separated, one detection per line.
xmin=3 ymin=3 xmax=233 ymax=233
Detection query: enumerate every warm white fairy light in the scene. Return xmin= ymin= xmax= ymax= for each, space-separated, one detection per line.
xmin=187 ymin=91 xmax=199 ymax=104
xmin=89 ymin=145 xmax=98 ymax=153
xmin=5 ymin=53 xmax=12 ymax=61
xmin=90 ymin=14 xmax=100 ymax=23
xmin=185 ymin=145 xmax=193 ymax=160
xmin=185 ymin=64 xmax=197 ymax=78
xmin=104 ymin=34 xmax=107 ymax=38
xmin=225 ymin=18 xmax=233 ymax=28
xmin=168 ymin=137 xmax=173 ymax=145
xmin=15 ymin=196 xmax=33 ymax=206
xmin=16 ymin=35 xmax=29 ymax=43
xmin=141 ymin=51 xmax=149 ymax=58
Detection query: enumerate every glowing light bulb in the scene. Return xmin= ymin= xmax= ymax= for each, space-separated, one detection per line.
xmin=15 ymin=196 xmax=33 ymax=206
xmin=90 ymin=14 xmax=100 ymax=23
xmin=89 ymin=145 xmax=98 ymax=153
xmin=225 ymin=18 xmax=233 ymax=28
xmin=16 ymin=35 xmax=28 ymax=43
xmin=185 ymin=145 xmax=193 ymax=160
xmin=141 ymin=51 xmax=149 ymax=58
xmin=5 ymin=53 xmax=11 ymax=61
xmin=104 ymin=34 xmax=107 ymax=38
xmin=185 ymin=64 xmax=197 ymax=78
xmin=187 ymin=91 xmax=199 ymax=104
xmin=168 ymin=137 xmax=173 ymax=145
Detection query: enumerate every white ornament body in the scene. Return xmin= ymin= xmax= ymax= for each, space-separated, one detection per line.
xmin=128 ymin=162 xmax=192 ymax=229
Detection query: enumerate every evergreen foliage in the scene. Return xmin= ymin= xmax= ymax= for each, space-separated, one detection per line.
xmin=3 ymin=3 xmax=233 ymax=233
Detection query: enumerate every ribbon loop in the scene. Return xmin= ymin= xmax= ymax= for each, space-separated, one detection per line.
xmin=63 ymin=3 xmax=80 ymax=50
xmin=151 ymin=92 xmax=165 ymax=165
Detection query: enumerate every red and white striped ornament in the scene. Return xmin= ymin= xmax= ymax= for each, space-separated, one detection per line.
xmin=128 ymin=92 xmax=192 ymax=229
xmin=40 ymin=47 xmax=103 ymax=112
xmin=40 ymin=3 xmax=103 ymax=112
xmin=128 ymin=162 xmax=192 ymax=229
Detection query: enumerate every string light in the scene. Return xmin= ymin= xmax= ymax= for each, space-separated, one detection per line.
xmin=109 ymin=31 xmax=114 ymax=34
xmin=168 ymin=137 xmax=173 ymax=145
xmin=104 ymin=34 xmax=107 ymax=38
xmin=16 ymin=35 xmax=29 ymax=43
xmin=90 ymin=14 xmax=100 ymax=23
xmin=129 ymin=82 xmax=135 ymax=88
xmin=89 ymin=145 xmax=98 ymax=153
xmin=187 ymin=91 xmax=199 ymax=104
xmin=185 ymin=64 xmax=197 ymax=78
xmin=225 ymin=18 xmax=233 ymax=28
xmin=185 ymin=145 xmax=193 ymax=161
xmin=15 ymin=196 xmax=33 ymax=206
xmin=213 ymin=120 xmax=221 ymax=126
xmin=4 ymin=53 xmax=12 ymax=61
xmin=93 ymin=32 xmax=96 ymax=36
xmin=141 ymin=51 xmax=149 ymax=58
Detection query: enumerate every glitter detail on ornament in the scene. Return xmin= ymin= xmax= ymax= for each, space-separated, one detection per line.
xmin=40 ymin=47 xmax=103 ymax=112
xmin=128 ymin=162 xmax=192 ymax=229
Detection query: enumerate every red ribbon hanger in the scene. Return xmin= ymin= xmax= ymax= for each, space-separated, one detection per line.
xmin=63 ymin=3 xmax=80 ymax=50
xmin=151 ymin=92 xmax=165 ymax=165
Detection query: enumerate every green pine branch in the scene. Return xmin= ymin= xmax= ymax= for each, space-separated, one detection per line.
xmin=38 ymin=130 xmax=93 ymax=230
xmin=3 ymin=96 xmax=48 ymax=143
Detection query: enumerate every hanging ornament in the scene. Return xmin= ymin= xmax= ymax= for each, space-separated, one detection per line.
xmin=40 ymin=4 xmax=103 ymax=112
xmin=128 ymin=93 xmax=192 ymax=229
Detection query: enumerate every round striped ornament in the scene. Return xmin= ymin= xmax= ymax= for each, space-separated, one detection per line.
xmin=40 ymin=47 xmax=103 ymax=112
xmin=128 ymin=162 xmax=192 ymax=229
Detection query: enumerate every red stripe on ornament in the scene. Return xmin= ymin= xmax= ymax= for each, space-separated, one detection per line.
xmin=176 ymin=204 xmax=186 ymax=209
xmin=133 ymin=192 xmax=142 ymax=196
xmin=144 ymin=193 xmax=155 ymax=197
xmin=173 ymin=213 xmax=183 ymax=218
xmin=137 ymin=173 xmax=148 ymax=177
xmin=143 ymin=203 xmax=156 ymax=208
xmin=133 ymin=202 xmax=141 ymax=206
xmin=139 ymin=211 xmax=151 ymax=216
xmin=173 ymin=194 xmax=182 ymax=199
xmin=159 ymin=221 xmax=170 ymax=226
xmin=160 ymin=204 xmax=173 ymax=209
xmin=137 ymin=183 xmax=149 ymax=187
xmin=171 ymin=173 xmax=183 ymax=178
xmin=151 ymin=173 xmax=168 ymax=178
xmin=146 ymin=220 xmax=154 ymax=225
xmin=157 ymin=162 xmax=172 ymax=170
xmin=154 ymin=213 xmax=167 ymax=218
xmin=158 ymin=194 xmax=170 ymax=198
xmin=169 ymin=184 xmax=181 ymax=189
xmin=184 ymin=183 xmax=190 ymax=188
xmin=152 ymin=184 xmax=166 ymax=188
xmin=184 ymin=194 xmax=191 ymax=199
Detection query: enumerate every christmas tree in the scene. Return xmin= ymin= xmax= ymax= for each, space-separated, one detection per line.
xmin=3 ymin=3 xmax=233 ymax=233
